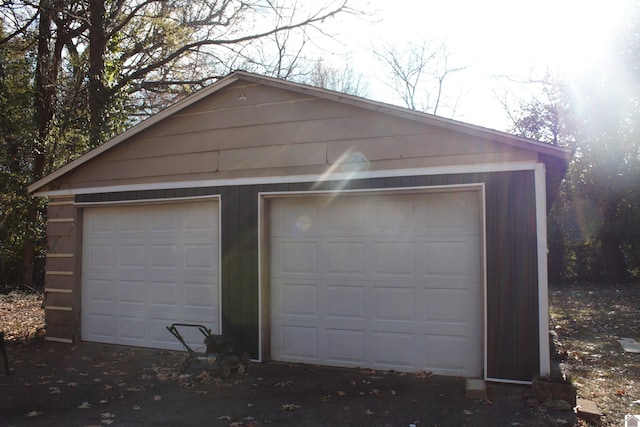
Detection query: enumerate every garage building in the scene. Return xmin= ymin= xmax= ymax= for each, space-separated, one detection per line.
xmin=29 ymin=71 xmax=572 ymax=383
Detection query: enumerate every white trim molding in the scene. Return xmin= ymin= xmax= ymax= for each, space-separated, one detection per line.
xmin=535 ymin=163 xmax=551 ymax=377
xmin=33 ymin=162 xmax=539 ymax=198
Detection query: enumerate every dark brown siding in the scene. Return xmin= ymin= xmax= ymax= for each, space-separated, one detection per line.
xmin=484 ymin=172 xmax=539 ymax=381
xmin=76 ymin=169 xmax=540 ymax=381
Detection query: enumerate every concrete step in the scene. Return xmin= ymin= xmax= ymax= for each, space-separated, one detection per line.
xmin=465 ymin=378 xmax=487 ymax=400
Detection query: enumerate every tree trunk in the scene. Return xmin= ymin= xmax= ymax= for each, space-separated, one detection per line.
xmin=88 ymin=0 xmax=108 ymax=147
xmin=23 ymin=0 xmax=55 ymax=286
xmin=600 ymin=197 xmax=627 ymax=284
xmin=601 ymin=231 xmax=627 ymax=284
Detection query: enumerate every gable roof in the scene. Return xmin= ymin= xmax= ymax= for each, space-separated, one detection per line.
xmin=28 ymin=70 xmax=573 ymax=194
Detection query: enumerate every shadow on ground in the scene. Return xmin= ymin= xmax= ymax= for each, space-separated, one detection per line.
xmin=1 ymin=341 xmax=575 ymax=426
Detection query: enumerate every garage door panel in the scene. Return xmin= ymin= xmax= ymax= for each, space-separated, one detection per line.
xmin=86 ymin=313 xmax=116 ymax=339
xmin=281 ymin=283 xmax=318 ymax=317
xmin=326 ymin=198 xmax=366 ymax=232
xmin=281 ymin=241 xmax=319 ymax=273
xmin=184 ymin=244 xmax=217 ymax=269
xmin=119 ymin=315 xmax=146 ymax=342
xmin=325 ymin=286 xmax=365 ymax=319
xmin=87 ymin=279 xmax=116 ymax=303
xmin=373 ymin=242 xmax=415 ymax=276
xmin=119 ymin=245 xmax=146 ymax=268
xmin=270 ymin=191 xmax=483 ymax=376
xmin=326 ymin=242 xmax=365 ymax=275
xmin=372 ymin=331 xmax=415 ymax=368
xmin=280 ymin=325 xmax=318 ymax=359
xmin=82 ymin=201 xmax=219 ymax=350
xmin=118 ymin=280 xmax=146 ymax=305
xmin=373 ymin=197 xmax=416 ymax=230
xmin=272 ymin=199 xmax=320 ymax=236
xmin=423 ymin=288 xmax=473 ymax=323
xmin=184 ymin=283 xmax=218 ymax=310
xmin=373 ymin=287 xmax=415 ymax=321
xmin=423 ymin=334 xmax=474 ymax=376
xmin=326 ymin=328 xmax=365 ymax=364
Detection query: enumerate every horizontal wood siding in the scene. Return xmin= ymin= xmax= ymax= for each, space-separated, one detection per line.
xmin=44 ymin=196 xmax=79 ymax=343
xmin=42 ymin=81 xmax=537 ymax=192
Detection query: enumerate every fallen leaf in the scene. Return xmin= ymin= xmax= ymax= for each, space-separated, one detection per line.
xmin=101 ymin=420 xmax=114 ymax=425
xmin=336 ymin=391 xmax=347 ymax=397
xmin=370 ymin=389 xmax=381 ymax=396
xmin=100 ymin=413 xmax=115 ymax=419
xmin=274 ymin=380 xmax=292 ymax=388
xmin=390 ymin=390 xmax=397 ymax=396
xmin=78 ymin=401 xmax=92 ymax=409
xmin=133 ymin=406 xmax=141 ymax=410
xmin=26 ymin=411 xmax=43 ymax=417
xmin=103 ymin=384 xmax=112 ymax=390
xmin=616 ymin=389 xmax=625 ymax=395
xmin=216 ymin=415 xmax=231 ymax=420
xmin=282 ymin=403 xmax=301 ymax=411
xmin=464 ymin=409 xmax=473 ymax=415
xmin=50 ymin=387 xmax=61 ymax=394
xmin=67 ymin=382 xmax=79 ymax=387
xmin=416 ymin=370 xmax=433 ymax=379
xmin=99 ymin=399 xmax=109 ymax=404
xmin=153 ymin=395 xmax=162 ymax=401
xmin=366 ymin=409 xmax=375 ymax=415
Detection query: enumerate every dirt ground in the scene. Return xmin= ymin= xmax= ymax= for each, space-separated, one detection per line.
xmin=4 ymin=285 xmax=638 ymax=426
xmin=0 ymin=340 xmax=575 ymax=427
xmin=549 ymin=284 xmax=640 ymax=427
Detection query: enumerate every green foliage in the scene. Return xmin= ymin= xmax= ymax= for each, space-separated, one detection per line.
xmin=0 ymin=34 xmax=46 ymax=288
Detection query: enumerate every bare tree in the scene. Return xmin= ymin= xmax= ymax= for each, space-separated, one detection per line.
xmin=301 ymin=58 xmax=369 ymax=97
xmin=374 ymin=40 xmax=465 ymax=115
xmin=1 ymin=0 xmax=359 ymax=286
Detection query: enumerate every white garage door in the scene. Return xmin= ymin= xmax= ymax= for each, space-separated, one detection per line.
xmin=82 ymin=200 xmax=219 ymax=350
xmin=270 ymin=190 xmax=483 ymax=376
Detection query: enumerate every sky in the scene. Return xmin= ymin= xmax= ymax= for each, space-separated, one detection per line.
xmin=320 ymin=0 xmax=635 ymax=131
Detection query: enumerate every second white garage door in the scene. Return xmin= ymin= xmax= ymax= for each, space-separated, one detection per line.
xmin=81 ymin=200 xmax=220 ymax=350
xmin=269 ymin=190 xmax=483 ymax=377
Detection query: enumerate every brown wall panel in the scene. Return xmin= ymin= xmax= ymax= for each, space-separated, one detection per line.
xmin=45 ymin=256 xmax=75 ymax=272
xmin=44 ymin=274 xmax=75 ymax=290
xmin=47 ymin=221 xmax=75 ymax=238
xmin=48 ymin=235 xmax=75 ymax=253
xmin=45 ymin=322 xmax=74 ymax=341
xmin=48 ymin=204 xmax=75 ymax=220
xmin=45 ymin=310 xmax=73 ymax=325
xmin=44 ymin=292 xmax=74 ymax=307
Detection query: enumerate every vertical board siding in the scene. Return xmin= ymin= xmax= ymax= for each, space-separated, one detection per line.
xmin=73 ymin=169 xmax=540 ymax=381
xmin=484 ymin=172 xmax=539 ymax=381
